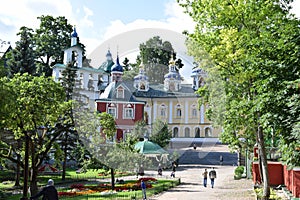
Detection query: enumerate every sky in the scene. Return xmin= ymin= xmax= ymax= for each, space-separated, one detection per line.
xmin=0 ymin=0 xmax=300 ymax=82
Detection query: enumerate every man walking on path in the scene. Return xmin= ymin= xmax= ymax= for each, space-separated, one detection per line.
xmin=202 ymin=168 xmax=208 ymax=187
xmin=141 ymin=180 xmax=147 ymax=200
xmin=209 ymin=167 xmax=217 ymax=188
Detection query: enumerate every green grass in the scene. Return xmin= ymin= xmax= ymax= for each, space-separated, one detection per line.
xmin=0 ymin=169 xmax=178 ymax=200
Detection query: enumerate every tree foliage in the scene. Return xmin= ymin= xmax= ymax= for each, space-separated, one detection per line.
xmin=179 ymin=0 xmax=300 ymax=198
xmin=150 ymin=119 xmax=172 ymax=148
xmin=138 ymin=36 xmax=183 ymax=83
xmin=33 ymin=15 xmax=73 ymax=76
xmin=0 ymin=73 xmax=67 ymax=196
xmin=6 ymin=27 xmax=36 ymax=77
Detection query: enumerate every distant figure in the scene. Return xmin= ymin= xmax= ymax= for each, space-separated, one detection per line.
xmin=209 ymin=167 xmax=217 ymax=188
xmin=171 ymin=171 xmax=175 ymax=178
xmin=141 ymin=180 xmax=147 ymax=200
xmin=157 ymin=164 xmax=162 ymax=176
xmin=220 ymin=155 xmax=223 ymax=165
xmin=202 ymin=168 xmax=208 ymax=187
xmin=138 ymin=164 xmax=145 ymax=176
xmin=30 ymin=179 xmax=58 ymax=200
xmin=193 ymin=143 xmax=197 ymax=150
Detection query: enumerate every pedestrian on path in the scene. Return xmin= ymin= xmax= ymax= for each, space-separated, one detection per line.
xmin=220 ymin=155 xmax=223 ymax=165
xmin=209 ymin=167 xmax=217 ymax=188
xmin=158 ymin=164 xmax=162 ymax=176
xmin=202 ymin=168 xmax=208 ymax=187
xmin=141 ymin=180 xmax=147 ymax=200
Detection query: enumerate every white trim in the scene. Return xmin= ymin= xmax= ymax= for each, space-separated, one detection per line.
xmin=185 ymin=101 xmax=188 ymax=124
xmin=169 ymin=100 xmax=173 ymax=123
xmin=200 ymin=104 xmax=204 ymax=123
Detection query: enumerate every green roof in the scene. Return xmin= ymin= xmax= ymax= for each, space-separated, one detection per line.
xmin=134 ymin=140 xmax=168 ymax=155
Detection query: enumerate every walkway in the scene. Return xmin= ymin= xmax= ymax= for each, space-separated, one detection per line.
xmin=150 ymin=164 xmax=255 ymax=200
xmin=149 ymin=142 xmax=256 ymax=200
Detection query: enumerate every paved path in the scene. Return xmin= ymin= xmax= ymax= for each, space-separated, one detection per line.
xmin=149 ymin=143 xmax=256 ymax=200
xmin=150 ymin=164 xmax=255 ymax=200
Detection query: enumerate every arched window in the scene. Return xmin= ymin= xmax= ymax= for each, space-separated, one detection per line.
xmin=195 ymin=127 xmax=200 ymax=138
xmin=184 ymin=127 xmax=190 ymax=138
xmin=160 ymin=104 xmax=167 ymax=117
xmin=205 ymin=127 xmax=212 ymax=137
xmin=176 ymin=104 xmax=182 ymax=118
xmin=173 ymin=127 xmax=178 ymax=138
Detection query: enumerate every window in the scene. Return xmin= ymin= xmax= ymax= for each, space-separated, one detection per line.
xmin=205 ymin=127 xmax=212 ymax=137
xmin=192 ymin=108 xmax=197 ymax=117
xmin=116 ymin=87 xmax=124 ymax=98
xmin=176 ymin=109 xmax=182 ymax=117
xmin=124 ymin=108 xmax=134 ymax=119
xmin=108 ymin=108 xmax=116 ymax=118
xmin=160 ymin=104 xmax=167 ymax=117
xmin=195 ymin=127 xmax=200 ymax=138
xmin=173 ymin=127 xmax=179 ymax=138
xmin=176 ymin=104 xmax=182 ymax=118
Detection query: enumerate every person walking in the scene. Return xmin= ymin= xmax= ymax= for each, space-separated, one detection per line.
xmin=157 ymin=164 xmax=162 ymax=176
xmin=141 ymin=180 xmax=147 ymax=200
xmin=202 ymin=168 xmax=208 ymax=187
xmin=209 ymin=167 xmax=217 ymax=188
xmin=30 ymin=179 xmax=58 ymax=200
xmin=220 ymin=155 xmax=223 ymax=165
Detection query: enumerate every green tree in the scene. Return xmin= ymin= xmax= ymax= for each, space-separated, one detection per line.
xmin=6 ymin=27 xmax=36 ymax=77
xmin=57 ymin=62 xmax=79 ymax=180
xmin=132 ymin=120 xmax=148 ymax=140
xmin=0 ymin=73 xmax=66 ymax=198
xmin=33 ymin=15 xmax=74 ymax=76
xmin=139 ymin=36 xmax=175 ymax=83
xmin=179 ymin=0 xmax=300 ymax=198
xmin=150 ymin=119 xmax=172 ymax=148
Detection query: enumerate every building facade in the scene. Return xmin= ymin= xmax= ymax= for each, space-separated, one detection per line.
xmin=54 ymin=27 xmax=221 ymax=141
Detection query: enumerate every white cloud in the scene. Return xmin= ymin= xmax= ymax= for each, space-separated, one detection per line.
xmin=80 ymin=6 xmax=94 ymax=28
xmin=0 ymin=0 xmax=74 ymax=45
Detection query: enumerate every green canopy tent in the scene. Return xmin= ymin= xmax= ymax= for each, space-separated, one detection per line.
xmin=134 ymin=140 xmax=170 ymax=168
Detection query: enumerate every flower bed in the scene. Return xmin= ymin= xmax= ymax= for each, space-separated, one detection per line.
xmin=58 ymin=177 xmax=158 ymax=197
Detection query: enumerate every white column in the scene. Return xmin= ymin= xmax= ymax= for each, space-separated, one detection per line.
xmin=153 ymin=101 xmax=157 ymax=121
xmin=200 ymin=104 xmax=204 ymax=123
xmin=169 ymin=100 xmax=173 ymax=124
xmin=185 ymin=100 xmax=189 ymax=124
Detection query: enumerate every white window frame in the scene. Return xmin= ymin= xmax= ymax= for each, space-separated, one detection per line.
xmin=108 ymin=107 xmax=116 ymax=118
xmin=124 ymin=108 xmax=134 ymax=119
xmin=116 ymin=87 xmax=124 ymax=98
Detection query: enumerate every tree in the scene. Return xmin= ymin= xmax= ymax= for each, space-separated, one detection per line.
xmin=139 ymin=36 xmax=175 ymax=83
xmin=57 ymin=62 xmax=79 ymax=180
xmin=179 ymin=0 xmax=300 ymax=198
xmin=150 ymin=119 xmax=172 ymax=148
xmin=132 ymin=120 xmax=148 ymax=140
xmin=0 ymin=73 xmax=66 ymax=198
xmin=33 ymin=15 xmax=75 ymax=76
xmin=6 ymin=27 xmax=36 ymax=77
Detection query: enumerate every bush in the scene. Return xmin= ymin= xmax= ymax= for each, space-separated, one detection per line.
xmin=234 ymin=166 xmax=244 ymax=179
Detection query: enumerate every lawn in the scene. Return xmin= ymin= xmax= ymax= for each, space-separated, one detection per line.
xmin=0 ymin=169 xmax=180 ymax=200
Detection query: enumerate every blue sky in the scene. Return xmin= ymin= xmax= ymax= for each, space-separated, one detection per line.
xmin=0 ymin=0 xmax=299 ymax=83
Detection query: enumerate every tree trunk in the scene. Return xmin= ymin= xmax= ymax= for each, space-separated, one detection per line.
xmin=30 ymin=140 xmax=39 ymax=196
xmin=14 ymin=151 xmax=21 ymax=187
xmin=21 ymin=134 xmax=30 ymax=199
xmin=111 ymin=168 xmax=115 ymax=190
xmin=62 ymin=143 xmax=67 ymax=181
xmin=257 ymin=124 xmax=270 ymax=199
xmin=30 ymin=166 xmax=39 ymax=197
